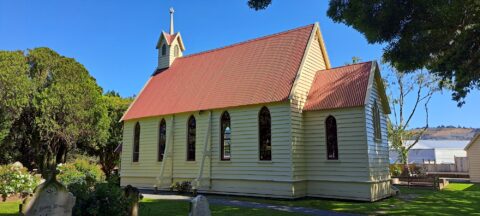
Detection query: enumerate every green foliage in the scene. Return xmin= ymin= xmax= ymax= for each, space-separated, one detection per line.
xmin=0 ymin=51 xmax=31 ymax=157
xmin=170 ymin=181 xmax=192 ymax=193
xmin=247 ymin=0 xmax=272 ymax=10
xmin=327 ymin=0 xmax=480 ymax=105
xmin=0 ymin=48 xmax=110 ymax=178
xmin=389 ymin=164 xmax=403 ymax=177
xmin=91 ymin=91 xmax=132 ymax=178
xmin=68 ymin=182 xmax=138 ymax=216
xmin=57 ymin=158 xmax=105 ymax=187
xmin=0 ymin=164 xmax=40 ymax=199
xmin=386 ymin=68 xmax=438 ymax=175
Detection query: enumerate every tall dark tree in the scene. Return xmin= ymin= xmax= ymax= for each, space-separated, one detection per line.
xmin=0 ymin=51 xmax=32 ymax=164
xmin=248 ymin=0 xmax=272 ymax=10
xmin=327 ymin=0 xmax=479 ymax=105
xmin=89 ymin=91 xmax=132 ymax=178
xmin=248 ymin=0 xmax=480 ymax=105
xmin=0 ymin=48 xmax=109 ymax=179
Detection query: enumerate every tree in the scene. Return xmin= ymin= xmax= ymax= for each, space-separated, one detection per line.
xmin=386 ymin=67 xmax=438 ymax=175
xmin=85 ymin=91 xmax=132 ymax=178
xmin=0 ymin=48 xmax=109 ymax=180
xmin=247 ymin=0 xmax=272 ymax=10
xmin=247 ymin=1 xmax=479 ymax=105
xmin=344 ymin=56 xmax=362 ymax=65
xmin=0 ymin=51 xmax=31 ymax=145
xmin=327 ymin=0 xmax=480 ymax=106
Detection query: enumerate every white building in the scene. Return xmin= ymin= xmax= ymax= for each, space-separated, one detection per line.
xmin=390 ymin=140 xmax=468 ymax=164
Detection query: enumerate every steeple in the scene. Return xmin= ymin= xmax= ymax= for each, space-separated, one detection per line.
xmin=169 ymin=7 xmax=174 ymax=35
xmin=156 ymin=7 xmax=186 ymax=70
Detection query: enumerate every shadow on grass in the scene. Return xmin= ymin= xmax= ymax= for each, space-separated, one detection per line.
xmin=462 ymin=184 xmax=480 ymax=192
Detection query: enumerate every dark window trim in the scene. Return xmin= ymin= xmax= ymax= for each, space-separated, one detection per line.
xmin=187 ymin=115 xmax=196 ymax=161
xmin=258 ymin=106 xmax=272 ymax=161
xmin=220 ymin=111 xmax=231 ymax=161
xmin=373 ymin=101 xmax=382 ymax=142
xmin=325 ymin=115 xmax=338 ymax=160
xmin=133 ymin=122 xmax=140 ymax=162
xmin=161 ymin=44 xmax=167 ymax=56
xmin=158 ymin=119 xmax=166 ymax=162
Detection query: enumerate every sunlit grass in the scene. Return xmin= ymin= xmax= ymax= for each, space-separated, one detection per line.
xmin=230 ymin=183 xmax=480 ymax=215
xmin=1 ymin=183 xmax=478 ymax=216
xmin=0 ymin=201 xmax=20 ymax=216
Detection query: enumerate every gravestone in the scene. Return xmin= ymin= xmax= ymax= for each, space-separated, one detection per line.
xmin=189 ymin=195 xmax=211 ymax=216
xmin=20 ymin=179 xmax=76 ymax=216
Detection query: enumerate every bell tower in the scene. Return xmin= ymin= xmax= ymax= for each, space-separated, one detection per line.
xmin=156 ymin=7 xmax=186 ymax=70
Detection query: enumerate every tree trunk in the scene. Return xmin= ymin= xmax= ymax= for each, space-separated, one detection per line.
xmin=401 ymin=148 xmax=412 ymax=176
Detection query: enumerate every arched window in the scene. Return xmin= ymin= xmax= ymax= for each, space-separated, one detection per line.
xmin=187 ymin=115 xmax=196 ymax=161
xmin=161 ymin=44 xmax=167 ymax=56
xmin=158 ymin=119 xmax=166 ymax=162
xmin=174 ymin=45 xmax=179 ymax=57
xmin=325 ymin=116 xmax=338 ymax=160
xmin=133 ymin=122 xmax=140 ymax=162
xmin=220 ymin=111 xmax=231 ymax=160
xmin=259 ymin=107 xmax=271 ymax=161
xmin=373 ymin=101 xmax=382 ymax=141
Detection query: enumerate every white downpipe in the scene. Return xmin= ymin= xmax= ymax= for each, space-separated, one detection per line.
xmin=156 ymin=115 xmax=175 ymax=189
xmin=193 ymin=111 xmax=212 ymax=190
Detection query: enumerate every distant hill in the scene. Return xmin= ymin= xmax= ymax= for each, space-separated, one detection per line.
xmin=409 ymin=127 xmax=479 ymax=140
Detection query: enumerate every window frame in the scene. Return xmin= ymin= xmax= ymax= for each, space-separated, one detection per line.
xmin=258 ymin=106 xmax=272 ymax=161
xmin=158 ymin=119 xmax=167 ymax=162
xmin=161 ymin=44 xmax=167 ymax=56
xmin=220 ymin=111 xmax=231 ymax=161
xmin=133 ymin=122 xmax=140 ymax=162
xmin=174 ymin=45 xmax=179 ymax=57
xmin=186 ymin=115 xmax=196 ymax=161
xmin=373 ymin=101 xmax=382 ymax=142
xmin=325 ymin=115 xmax=338 ymax=160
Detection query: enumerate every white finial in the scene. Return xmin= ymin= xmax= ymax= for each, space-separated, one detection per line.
xmin=169 ymin=7 xmax=175 ymax=35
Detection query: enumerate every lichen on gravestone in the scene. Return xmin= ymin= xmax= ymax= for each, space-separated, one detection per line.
xmin=19 ymin=178 xmax=76 ymax=216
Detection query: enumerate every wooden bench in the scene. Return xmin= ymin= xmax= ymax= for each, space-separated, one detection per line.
xmin=397 ymin=176 xmax=444 ymax=190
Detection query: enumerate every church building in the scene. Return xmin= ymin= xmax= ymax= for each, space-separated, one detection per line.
xmin=120 ymin=9 xmax=392 ymax=201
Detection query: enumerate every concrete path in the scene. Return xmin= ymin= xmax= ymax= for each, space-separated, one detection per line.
xmin=141 ymin=192 xmax=362 ymax=216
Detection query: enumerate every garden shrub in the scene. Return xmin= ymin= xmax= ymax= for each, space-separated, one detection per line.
xmin=170 ymin=181 xmax=192 ymax=193
xmin=57 ymin=158 xmax=105 ymax=187
xmin=389 ymin=164 xmax=402 ymax=177
xmin=0 ymin=163 xmax=40 ymax=200
xmin=69 ymin=182 xmax=140 ymax=216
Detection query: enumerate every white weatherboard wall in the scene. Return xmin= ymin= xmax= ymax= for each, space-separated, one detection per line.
xmin=121 ymin=102 xmax=294 ymax=197
xmin=303 ymin=107 xmax=373 ymax=201
xmin=364 ymin=76 xmax=391 ymax=200
xmin=290 ymin=25 xmax=328 ymax=197
xmin=467 ymin=138 xmax=480 ymax=183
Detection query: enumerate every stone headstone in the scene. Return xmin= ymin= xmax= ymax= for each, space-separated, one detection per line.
xmin=124 ymin=185 xmax=141 ymax=216
xmin=189 ymin=195 xmax=211 ymax=216
xmin=20 ymin=179 xmax=75 ymax=216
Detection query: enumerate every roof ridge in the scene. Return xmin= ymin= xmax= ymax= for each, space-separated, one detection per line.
xmin=318 ymin=61 xmax=372 ymax=72
xmin=179 ymin=24 xmax=315 ymax=59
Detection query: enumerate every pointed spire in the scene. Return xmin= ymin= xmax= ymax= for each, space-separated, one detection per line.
xmin=169 ymin=7 xmax=175 ymax=35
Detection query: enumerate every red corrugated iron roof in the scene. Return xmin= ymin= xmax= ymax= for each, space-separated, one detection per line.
xmin=123 ymin=24 xmax=314 ymax=120
xmin=304 ymin=62 xmax=373 ymax=111
xmin=163 ymin=32 xmax=177 ymax=45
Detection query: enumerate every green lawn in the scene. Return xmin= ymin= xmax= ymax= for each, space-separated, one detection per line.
xmin=229 ymin=183 xmax=480 ymax=216
xmin=140 ymin=199 xmax=304 ymax=216
xmin=1 ymin=183 xmax=479 ymax=216
xmin=0 ymin=199 xmax=303 ymax=216
xmin=0 ymin=201 xmax=20 ymax=216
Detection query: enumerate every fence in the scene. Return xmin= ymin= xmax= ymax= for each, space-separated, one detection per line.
xmin=420 ymin=157 xmax=469 ymax=173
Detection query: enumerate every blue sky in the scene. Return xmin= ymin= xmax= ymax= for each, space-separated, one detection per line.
xmin=1 ymin=0 xmax=479 ymax=129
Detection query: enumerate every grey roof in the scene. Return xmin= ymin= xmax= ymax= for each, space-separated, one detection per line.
xmin=403 ymin=140 xmax=470 ymax=149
